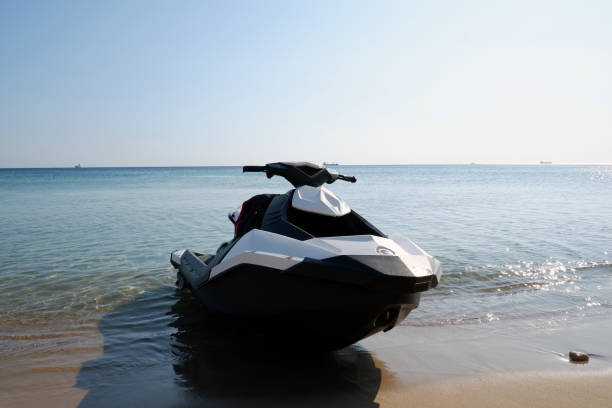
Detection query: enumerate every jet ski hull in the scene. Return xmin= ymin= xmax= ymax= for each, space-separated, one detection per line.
xmin=174 ymin=256 xmax=426 ymax=350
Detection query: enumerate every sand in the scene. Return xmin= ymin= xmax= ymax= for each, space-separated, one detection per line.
xmin=3 ymin=362 xmax=612 ymax=408
xmin=2 ymin=313 xmax=611 ymax=407
xmin=376 ymin=371 xmax=612 ymax=408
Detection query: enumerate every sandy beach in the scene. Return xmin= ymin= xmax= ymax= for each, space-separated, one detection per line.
xmin=2 ymin=309 xmax=611 ymax=408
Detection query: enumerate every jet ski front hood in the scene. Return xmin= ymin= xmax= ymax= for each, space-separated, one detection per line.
xmin=209 ymin=229 xmax=442 ymax=286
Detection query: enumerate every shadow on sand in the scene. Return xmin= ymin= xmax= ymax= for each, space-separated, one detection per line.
xmin=76 ymin=287 xmax=384 ymax=407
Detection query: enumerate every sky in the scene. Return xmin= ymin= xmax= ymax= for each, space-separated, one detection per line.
xmin=0 ymin=0 xmax=611 ymax=167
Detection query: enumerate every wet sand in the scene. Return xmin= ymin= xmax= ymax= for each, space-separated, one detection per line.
xmin=2 ymin=292 xmax=612 ymax=408
xmin=0 ymin=322 xmax=101 ymax=408
xmin=4 ymin=366 xmax=612 ymax=408
xmin=376 ymin=371 xmax=612 ymax=408
xmin=366 ymin=317 xmax=612 ymax=407
xmin=3 ymin=350 xmax=612 ymax=408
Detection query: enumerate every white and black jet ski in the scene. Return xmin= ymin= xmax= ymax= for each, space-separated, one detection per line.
xmin=170 ymin=162 xmax=441 ymax=350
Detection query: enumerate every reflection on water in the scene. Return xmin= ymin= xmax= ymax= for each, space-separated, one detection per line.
xmin=76 ymin=288 xmax=383 ymax=408
xmin=411 ymin=263 xmax=612 ymax=327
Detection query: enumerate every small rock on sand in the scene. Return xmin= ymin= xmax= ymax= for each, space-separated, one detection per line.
xmin=569 ymin=351 xmax=589 ymax=363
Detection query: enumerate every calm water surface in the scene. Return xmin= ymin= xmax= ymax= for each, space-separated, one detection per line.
xmin=1 ymin=165 xmax=611 ymax=405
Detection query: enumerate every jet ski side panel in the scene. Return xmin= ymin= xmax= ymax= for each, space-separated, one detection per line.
xmin=209 ymin=229 xmax=440 ymax=282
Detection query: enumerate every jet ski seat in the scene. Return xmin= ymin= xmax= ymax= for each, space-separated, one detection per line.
xmin=234 ymin=194 xmax=278 ymax=239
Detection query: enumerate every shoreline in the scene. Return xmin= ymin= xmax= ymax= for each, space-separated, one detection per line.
xmin=2 ymin=314 xmax=611 ymax=407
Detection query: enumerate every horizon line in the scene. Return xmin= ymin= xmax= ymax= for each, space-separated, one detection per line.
xmin=2 ymin=162 xmax=612 ymax=169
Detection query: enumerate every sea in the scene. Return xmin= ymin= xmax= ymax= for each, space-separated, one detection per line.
xmin=1 ymin=165 xmax=611 ymax=407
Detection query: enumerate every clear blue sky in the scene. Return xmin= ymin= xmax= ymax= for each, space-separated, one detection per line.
xmin=1 ymin=0 xmax=610 ymax=167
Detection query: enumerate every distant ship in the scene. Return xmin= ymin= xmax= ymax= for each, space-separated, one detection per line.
xmin=323 ymin=162 xmax=339 ymax=166
xmin=74 ymin=164 xmax=82 ymax=168
xmin=539 ymin=161 xmax=552 ymax=165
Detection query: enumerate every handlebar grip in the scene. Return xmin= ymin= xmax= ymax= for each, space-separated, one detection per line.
xmin=339 ymin=175 xmax=357 ymax=183
xmin=243 ymin=166 xmax=267 ymax=173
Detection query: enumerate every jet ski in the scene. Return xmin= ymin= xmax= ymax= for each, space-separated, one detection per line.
xmin=170 ymin=162 xmax=441 ymax=350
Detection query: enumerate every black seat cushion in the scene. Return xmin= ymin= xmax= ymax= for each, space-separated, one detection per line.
xmin=234 ymin=194 xmax=277 ymax=238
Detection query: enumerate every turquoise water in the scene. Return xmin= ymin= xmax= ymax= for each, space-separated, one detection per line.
xmin=1 ymin=165 xmax=611 ymax=404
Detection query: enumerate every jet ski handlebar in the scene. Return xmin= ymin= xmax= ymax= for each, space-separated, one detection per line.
xmin=336 ymin=174 xmax=357 ymax=183
xmin=242 ymin=162 xmax=356 ymax=187
xmin=243 ymin=166 xmax=268 ymax=173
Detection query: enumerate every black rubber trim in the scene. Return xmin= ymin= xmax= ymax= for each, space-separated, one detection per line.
xmin=284 ymin=255 xmax=437 ymax=293
xmin=341 ymin=255 xmax=412 ymax=277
